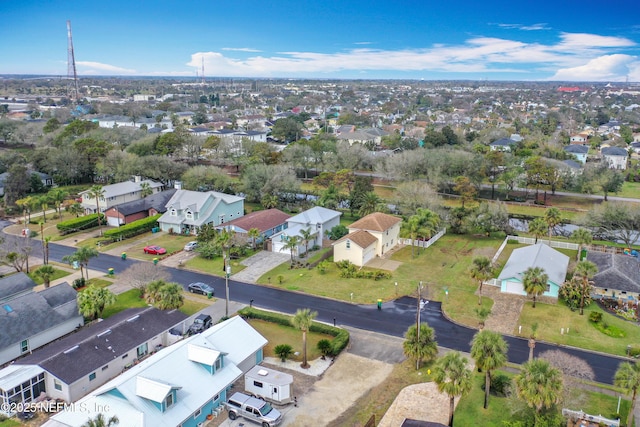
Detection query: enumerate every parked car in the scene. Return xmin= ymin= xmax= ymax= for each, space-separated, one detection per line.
xmin=225 ymin=392 xmax=283 ymax=427
xmin=187 ymin=282 xmax=215 ymax=295
xmin=184 ymin=241 xmax=198 ymax=251
xmin=143 ymin=245 xmax=167 ymax=255
xmin=188 ymin=314 xmax=213 ymax=335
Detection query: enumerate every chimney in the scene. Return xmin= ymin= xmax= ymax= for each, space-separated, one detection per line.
xmin=133 ymin=175 xmax=142 ymax=183
xmin=174 ymin=181 xmax=183 ymax=190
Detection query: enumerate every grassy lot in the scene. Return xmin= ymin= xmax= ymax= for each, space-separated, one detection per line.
xmin=247 ymin=318 xmax=333 ymax=362
xmin=27 ymin=267 xmax=72 ymax=285
xmin=184 ymin=252 xmax=250 ymax=276
xmin=618 ymin=181 xmax=640 ymax=199
xmin=518 ymin=300 xmax=640 ymax=357
xmin=0 ymin=419 xmax=22 ymax=427
xmin=116 ymin=233 xmax=195 ymax=261
xmin=180 ymin=297 xmax=210 ymax=316
xmin=100 ymin=288 xmax=209 ymax=318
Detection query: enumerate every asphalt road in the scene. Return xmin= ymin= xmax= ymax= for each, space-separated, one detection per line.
xmin=2 ymin=223 xmax=627 ymax=385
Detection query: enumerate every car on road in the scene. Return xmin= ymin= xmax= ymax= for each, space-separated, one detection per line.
xmin=187 ymin=282 xmax=215 ymax=295
xmin=184 ymin=241 xmax=198 ymax=251
xmin=143 ymin=245 xmax=167 ymax=255
xmin=188 ymin=314 xmax=213 ymax=335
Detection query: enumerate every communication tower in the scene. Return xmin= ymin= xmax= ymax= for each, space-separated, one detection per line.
xmin=66 ymin=20 xmax=79 ymax=101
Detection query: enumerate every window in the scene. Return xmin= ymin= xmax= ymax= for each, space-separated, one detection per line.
xmin=20 ymin=340 xmax=29 ymax=353
xmin=102 ymin=365 xmax=109 ymax=371
xmin=89 ymin=372 xmax=96 ymax=381
xmin=165 ymin=393 xmax=174 ymax=408
xmin=122 ymin=354 xmax=128 ymax=359
xmin=213 ymin=394 xmax=219 ymax=401
xmin=194 ymin=408 xmax=201 ymax=418
xmin=170 ymin=208 xmax=177 ymax=217
xmin=215 ymin=358 xmax=222 ymax=370
xmin=545 ymin=284 xmax=551 ymax=292
xmin=137 ymin=343 xmax=148 ymax=358
xmin=346 ymin=240 xmax=350 ymax=249
xmin=253 ymin=381 xmax=263 ymax=388
xmin=54 ymin=379 xmax=62 ymax=391
xmin=185 ymin=210 xmax=193 ymax=220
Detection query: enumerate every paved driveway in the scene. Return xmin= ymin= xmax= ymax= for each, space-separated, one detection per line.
xmin=231 ymin=251 xmax=289 ymax=283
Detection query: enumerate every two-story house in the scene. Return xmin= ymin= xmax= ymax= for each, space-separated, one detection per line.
xmin=0 ymin=273 xmax=83 ymax=368
xmin=270 ymin=207 xmax=341 ymax=256
xmin=333 ymin=212 xmax=402 ymax=266
xmin=0 ymin=307 xmax=186 ymax=413
xmin=157 ymin=189 xmax=245 ymax=235
xmin=44 ymin=316 xmax=267 ymax=427
xmin=78 ymin=177 xmax=164 ymax=214
xmin=104 ymin=188 xmax=177 ymax=227
xmin=219 ymin=208 xmax=290 ymax=243
xmin=564 ymin=144 xmax=589 ymax=164
xmin=601 ymin=146 xmax=628 ymax=170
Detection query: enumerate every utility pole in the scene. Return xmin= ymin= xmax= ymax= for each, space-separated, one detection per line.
xmin=225 ymin=258 xmax=231 ymax=318
xmin=416 ymin=281 xmax=423 ymax=370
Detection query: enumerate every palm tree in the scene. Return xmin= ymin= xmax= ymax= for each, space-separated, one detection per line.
xmin=81 ymin=413 xmax=119 ymax=427
xmin=469 ymin=256 xmax=492 ymax=305
xmin=571 ymin=228 xmax=593 ymax=261
xmin=247 ymin=228 xmax=261 ymax=250
xmin=400 ymin=215 xmax=421 ymax=258
xmin=64 ymin=246 xmax=99 ymax=281
xmin=402 ymin=323 xmax=438 ymax=370
xmin=15 ymin=196 xmax=33 ymax=223
xmin=66 ymin=202 xmax=84 ymax=218
xmin=543 ymin=207 xmax=562 ymax=244
xmin=139 ymin=181 xmax=153 ymax=198
xmin=37 ymin=194 xmax=50 ymax=223
xmin=515 ymin=359 xmax=563 ymax=416
xmin=573 ymin=260 xmax=598 ymax=315
xmin=527 ymin=217 xmax=547 ymax=244
xmin=528 ymin=323 xmax=538 ymax=361
xmin=47 ymin=188 xmax=69 ymax=219
xmin=522 ymin=266 xmax=548 ymax=308
xmin=77 ymin=286 xmax=116 ymax=320
xmin=470 ymin=330 xmax=508 ymax=409
xmin=214 ymin=229 xmax=234 ymax=268
xmin=291 ymin=308 xmax=318 ymax=369
xmin=34 ymin=264 xmax=56 ymax=289
xmin=281 ymin=235 xmax=301 ymax=267
xmin=357 ymin=192 xmax=380 ymax=217
xmin=261 ymin=194 xmax=279 ymax=209
xmin=144 ymin=280 xmax=164 ymax=304
xmin=433 ymin=351 xmax=473 ymax=427
xmin=156 ymin=283 xmax=184 ymax=310
xmin=87 ymin=185 xmax=105 ymax=235
xmin=614 ymin=360 xmax=640 ymax=427
xmin=414 ymin=208 xmax=441 ymax=254
xmin=299 ymin=227 xmax=314 ymax=258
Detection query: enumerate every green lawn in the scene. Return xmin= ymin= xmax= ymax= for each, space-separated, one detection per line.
xmin=0 ymin=419 xmax=22 ymax=427
xmin=618 ymin=181 xmax=640 ymax=199
xmin=184 ymin=252 xmax=249 ymax=276
xmin=518 ymin=300 xmax=640 ymax=356
xmin=100 ymin=288 xmax=209 ymax=319
xmin=247 ymin=318 xmax=334 ymax=362
xmin=27 ymin=267 xmax=72 ymax=285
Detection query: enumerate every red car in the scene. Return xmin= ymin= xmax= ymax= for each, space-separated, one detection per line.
xmin=143 ymin=245 xmax=167 ymax=255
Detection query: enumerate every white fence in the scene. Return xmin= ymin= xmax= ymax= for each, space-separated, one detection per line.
xmin=400 ymin=228 xmax=446 ymax=250
xmin=561 ymin=408 xmax=620 ymax=427
xmin=506 ymin=235 xmax=579 ymax=250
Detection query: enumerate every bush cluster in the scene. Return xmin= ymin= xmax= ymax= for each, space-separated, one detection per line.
xmin=238 ymin=307 xmax=349 ymax=356
xmin=56 ymin=213 xmax=103 ymax=235
xmin=335 ymin=260 xmax=391 ymax=280
xmin=103 ymin=214 xmax=161 ymax=241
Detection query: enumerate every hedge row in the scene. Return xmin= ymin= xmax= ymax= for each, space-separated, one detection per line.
xmin=57 ymin=213 xmax=104 ymax=235
xmin=103 ymin=214 xmax=161 ymax=241
xmin=238 ymin=307 xmax=349 ymax=356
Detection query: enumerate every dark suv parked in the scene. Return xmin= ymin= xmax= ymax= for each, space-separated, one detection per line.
xmin=188 ymin=314 xmax=212 ymax=335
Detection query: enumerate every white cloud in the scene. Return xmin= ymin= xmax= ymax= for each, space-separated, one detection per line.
xmin=76 ymin=61 xmax=136 ymax=74
xmin=221 ymin=47 xmax=262 ymax=52
xmin=549 ymin=54 xmax=639 ymax=81
xmin=497 ymin=23 xmax=550 ymax=31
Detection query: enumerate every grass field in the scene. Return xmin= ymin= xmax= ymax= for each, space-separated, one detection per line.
xmin=27 ymin=266 xmax=71 ymax=285
xmin=100 ymin=288 xmax=209 ymax=318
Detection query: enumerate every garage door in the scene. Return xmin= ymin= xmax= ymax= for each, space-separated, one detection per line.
xmin=362 ymin=247 xmax=375 ymax=265
xmin=107 ymin=216 xmax=120 ymax=227
xmin=504 ymin=280 xmax=523 ymax=295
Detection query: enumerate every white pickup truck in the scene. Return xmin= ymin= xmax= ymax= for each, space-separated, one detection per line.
xmin=225 ymin=392 xmax=283 ymax=427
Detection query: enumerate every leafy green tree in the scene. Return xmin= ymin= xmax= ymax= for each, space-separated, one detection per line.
xmin=291 ymin=308 xmax=318 ymax=369
xmin=473 ymin=202 xmax=509 ymax=237
xmin=433 ymin=351 xmax=473 ymax=427
xmin=87 ymin=185 xmax=105 ymax=235
xmin=515 ymin=359 xmax=563 ymax=416
xmin=573 ymin=260 xmax=598 ymax=315
xmin=327 ymin=224 xmax=348 ymax=240
xmin=81 ymin=413 xmax=119 ymax=427
xmin=469 ymin=256 xmax=493 ymax=305
xmin=543 ymin=207 xmax=562 ymax=243
xmin=470 ymin=330 xmax=508 ymax=409
xmin=614 ymin=361 xmax=640 ymax=427
xmin=66 ymin=202 xmax=84 ymax=218
xmin=42 ymin=117 xmax=61 ymax=134
xmin=34 ymin=264 xmax=56 ymax=288
xmin=400 ymin=215 xmax=421 ymax=258
xmin=402 ymin=323 xmax=438 ymax=370
xmin=570 ymin=228 xmax=592 ymax=261
xmin=77 ymin=285 xmax=116 ymax=320
xmin=47 ymin=188 xmax=69 ymax=219
xmin=453 ymin=176 xmax=477 ymax=208
xmin=484 ymin=150 xmax=504 ymax=200
xmin=523 ymin=267 xmax=548 ymax=308
xmin=317 ymin=183 xmax=341 ymax=210
xmin=527 ymin=217 xmax=548 ymax=244
xmin=272 ymin=117 xmax=303 ymax=143
xmin=3 ymin=163 xmax=30 ymax=207
xmin=139 ymin=182 xmax=152 ymax=198
xmin=348 ymin=175 xmax=374 ymax=216
xmin=357 ymin=192 xmax=380 ymax=217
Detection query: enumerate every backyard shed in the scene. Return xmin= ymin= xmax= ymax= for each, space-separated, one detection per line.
xmin=244 ymin=365 xmax=293 ymax=404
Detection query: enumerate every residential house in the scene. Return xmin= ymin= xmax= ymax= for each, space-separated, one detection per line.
xmin=563 ymin=144 xmax=589 ymax=164
xmin=0 ymin=308 xmax=186 ymax=412
xmin=333 ymin=212 xmax=402 ymax=266
xmin=0 ymin=170 xmax=54 ymax=197
xmin=587 ymin=252 xmax=640 ymax=302
xmin=570 ymin=134 xmax=588 ymax=145
xmin=157 ymin=189 xmax=244 ymax=235
xmin=270 ymin=207 xmax=341 ymax=256
xmin=43 ymin=316 xmax=267 ymax=427
xmin=78 ymin=177 xmax=164 ymax=214
xmin=497 ymin=243 xmax=569 ymax=298
xmin=219 ymin=209 xmax=290 ymax=242
xmin=601 ymin=146 xmax=628 ymax=170
xmin=104 ymin=188 xmax=177 ymax=227
xmin=0 ymin=274 xmax=83 ymax=367
xmin=489 ymin=138 xmax=514 ymax=151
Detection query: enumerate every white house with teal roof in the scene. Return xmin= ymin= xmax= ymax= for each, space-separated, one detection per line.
xmin=43 ymin=316 xmax=267 ymax=427
xmin=157 ymin=189 xmax=244 ymax=235
xmin=497 ymin=243 xmax=569 ymax=298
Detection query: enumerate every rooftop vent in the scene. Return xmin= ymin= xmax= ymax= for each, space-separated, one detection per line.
xmin=63 ymin=345 xmax=79 ymax=354
xmin=258 ymin=369 xmax=269 ymax=376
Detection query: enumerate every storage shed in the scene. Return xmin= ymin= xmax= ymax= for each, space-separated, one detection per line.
xmin=244 ymin=365 xmax=293 ymax=404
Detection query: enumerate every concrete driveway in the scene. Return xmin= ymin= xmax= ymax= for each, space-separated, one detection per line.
xmin=231 ymin=251 xmax=289 ymax=283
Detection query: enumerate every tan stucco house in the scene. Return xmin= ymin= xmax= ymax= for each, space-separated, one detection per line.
xmin=333 ymin=212 xmax=402 ymax=266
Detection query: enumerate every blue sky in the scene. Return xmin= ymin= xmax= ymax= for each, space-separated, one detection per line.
xmin=1 ymin=0 xmax=639 ymax=81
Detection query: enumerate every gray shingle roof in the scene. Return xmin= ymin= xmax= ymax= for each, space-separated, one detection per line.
xmin=15 ymin=307 xmax=187 ymax=384
xmin=498 ymin=243 xmax=569 ymax=286
xmin=587 ymin=252 xmax=640 ymax=293
xmin=111 ymin=188 xmax=177 ymax=216
xmin=0 ymin=273 xmax=35 ymax=300
xmin=564 ymin=145 xmax=589 ymax=154
xmin=601 ymin=147 xmax=628 ymax=157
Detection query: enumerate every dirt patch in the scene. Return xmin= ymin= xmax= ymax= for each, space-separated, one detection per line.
xmin=472 ymin=246 xmax=497 ymax=258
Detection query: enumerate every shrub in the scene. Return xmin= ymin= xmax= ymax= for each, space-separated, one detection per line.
xmin=274 ymin=344 xmax=293 ymax=362
xmin=56 ymin=213 xmax=104 ymax=235
xmin=489 ymin=373 xmax=511 ymax=397
xmin=103 ymin=214 xmax=161 ymax=241
xmin=589 ymin=312 xmax=603 ymax=323
xmin=628 ymin=345 xmax=640 ymax=358
xmin=72 ymin=277 xmax=86 ymax=290
xmin=317 ymin=339 xmax=332 ymax=357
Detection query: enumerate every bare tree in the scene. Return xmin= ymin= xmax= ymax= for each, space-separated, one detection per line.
xmin=119 ymin=263 xmax=171 ymax=296
xmin=539 ymin=349 xmax=595 ymax=408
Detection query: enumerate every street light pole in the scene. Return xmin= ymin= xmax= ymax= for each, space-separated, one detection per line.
xmin=225 ymin=257 xmax=231 ymax=318
xmin=416 ymin=281 xmax=423 ymax=370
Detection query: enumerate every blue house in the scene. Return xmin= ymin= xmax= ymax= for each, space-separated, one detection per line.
xmin=157 ymin=189 xmax=245 ymax=235
xmin=563 ymin=144 xmax=589 ymax=164
xmin=44 ymin=316 xmax=267 ymax=427
xmin=498 ymin=244 xmax=569 ymax=298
